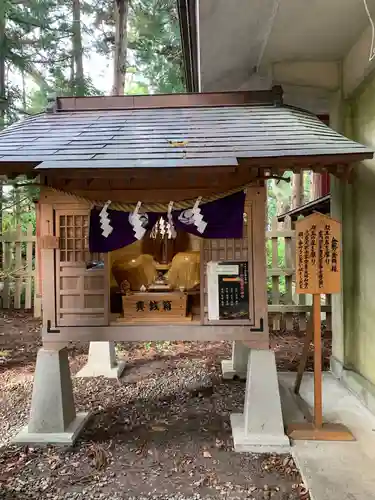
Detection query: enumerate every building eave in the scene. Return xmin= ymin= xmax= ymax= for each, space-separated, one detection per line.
xmin=177 ymin=0 xmax=199 ymax=92
xmin=277 ymin=194 xmax=331 ymax=223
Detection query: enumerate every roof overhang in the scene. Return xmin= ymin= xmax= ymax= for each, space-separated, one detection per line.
xmin=277 ymin=194 xmax=331 ymax=223
xmin=177 ymin=0 xmax=199 ymax=93
xmin=0 ymin=89 xmax=372 ymax=182
xmin=177 ymin=0 xmax=375 ymax=114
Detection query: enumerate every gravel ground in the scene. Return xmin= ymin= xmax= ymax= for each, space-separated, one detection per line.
xmin=0 ymin=311 xmax=319 ymax=500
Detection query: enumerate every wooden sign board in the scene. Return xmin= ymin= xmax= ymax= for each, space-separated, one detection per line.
xmin=122 ymin=291 xmax=187 ymax=320
xmin=207 ymin=261 xmax=249 ymax=321
xmin=39 ymin=235 xmax=60 ymax=250
xmin=295 ymin=213 xmax=341 ymax=295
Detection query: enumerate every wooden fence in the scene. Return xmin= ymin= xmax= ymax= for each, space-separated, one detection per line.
xmin=267 ymin=215 xmax=332 ymax=332
xmin=0 ymin=224 xmax=37 ymax=311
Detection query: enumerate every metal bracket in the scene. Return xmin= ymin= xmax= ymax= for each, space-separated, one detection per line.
xmin=250 ymin=318 xmax=264 ymax=332
xmin=47 ymin=320 xmax=60 ymax=334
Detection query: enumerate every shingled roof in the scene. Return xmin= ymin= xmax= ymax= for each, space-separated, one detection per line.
xmin=0 ymin=89 xmax=372 ymax=176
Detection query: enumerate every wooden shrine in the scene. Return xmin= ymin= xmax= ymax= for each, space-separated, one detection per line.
xmin=37 ymin=183 xmax=268 ymax=345
xmin=0 ymin=87 xmax=372 ymax=347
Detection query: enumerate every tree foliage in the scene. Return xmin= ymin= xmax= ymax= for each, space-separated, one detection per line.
xmin=1 ymin=0 xmax=105 ymax=125
xmin=2 ymin=0 xmax=185 ymax=120
xmin=0 ymin=0 xmax=186 ymax=229
xmin=129 ymin=0 xmax=185 ymax=93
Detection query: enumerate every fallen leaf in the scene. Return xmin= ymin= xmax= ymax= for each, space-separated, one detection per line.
xmin=193 ymin=477 xmax=207 ymax=487
xmin=215 ymin=438 xmax=224 ymax=449
xmin=168 ymin=139 xmax=189 ymax=147
xmin=299 ymin=485 xmax=309 ymax=499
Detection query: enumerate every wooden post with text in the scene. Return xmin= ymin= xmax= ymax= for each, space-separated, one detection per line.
xmin=287 ymin=212 xmax=355 ymax=441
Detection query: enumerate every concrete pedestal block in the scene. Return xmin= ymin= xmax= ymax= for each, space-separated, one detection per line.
xmin=76 ymin=341 xmax=126 ymax=378
xmin=231 ymin=349 xmax=290 ymax=453
xmin=221 ymin=341 xmax=249 ymax=380
xmin=13 ymin=347 xmax=89 ymax=446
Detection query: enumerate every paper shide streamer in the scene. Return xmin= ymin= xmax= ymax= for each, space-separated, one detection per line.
xmin=177 ymin=196 xmax=208 ymax=235
xmin=129 ymin=201 xmax=149 ymax=240
xmin=167 ymin=201 xmax=177 ymax=239
xmin=192 ymin=197 xmax=207 ymax=234
xmin=89 ymin=190 xmax=246 ymax=253
xmin=99 ymin=200 xmax=113 ymax=238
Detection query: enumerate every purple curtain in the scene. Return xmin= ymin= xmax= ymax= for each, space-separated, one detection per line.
xmin=89 ymin=209 xmax=159 ymax=253
xmin=173 ymin=190 xmax=245 ymax=238
xmin=89 ymin=190 xmax=245 ymax=253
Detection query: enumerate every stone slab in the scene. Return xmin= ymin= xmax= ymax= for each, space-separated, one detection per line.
xmin=76 ymin=360 xmax=126 ymax=378
xmin=279 ymin=372 xmax=375 ymax=500
xmin=231 ymin=413 xmax=291 ymax=453
xmin=221 ymin=359 xmax=247 ymax=380
xmin=331 ymin=356 xmax=375 ymax=417
xmin=13 ymin=412 xmax=90 ymax=446
xmin=293 ymin=441 xmax=375 ymax=500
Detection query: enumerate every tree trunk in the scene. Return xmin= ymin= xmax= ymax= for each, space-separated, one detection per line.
xmin=291 ymin=173 xmax=303 ymax=209
xmin=112 ymin=0 xmax=129 ymax=95
xmin=21 ymin=48 xmax=27 ymax=111
xmin=0 ymin=3 xmax=6 ymax=240
xmin=72 ymin=0 xmax=84 ymax=95
xmin=0 ymin=1 xmax=6 ymax=129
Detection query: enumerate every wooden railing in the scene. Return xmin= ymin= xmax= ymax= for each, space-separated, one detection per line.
xmin=267 ymin=215 xmax=332 ymax=332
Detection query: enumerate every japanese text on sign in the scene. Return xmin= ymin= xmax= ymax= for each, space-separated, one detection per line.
xmin=136 ymin=300 xmax=172 ymax=312
xmin=218 ymin=262 xmax=249 ymax=320
xmin=295 ymin=213 xmax=341 ymax=295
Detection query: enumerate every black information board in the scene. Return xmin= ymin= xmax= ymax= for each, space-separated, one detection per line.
xmin=218 ymin=261 xmax=249 ymax=320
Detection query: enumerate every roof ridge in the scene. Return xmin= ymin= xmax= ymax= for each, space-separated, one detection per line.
xmin=47 ymin=86 xmax=284 ymax=113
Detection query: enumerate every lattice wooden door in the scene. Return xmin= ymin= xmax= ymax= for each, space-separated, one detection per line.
xmin=55 ymin=210 xmax=108 ymax=327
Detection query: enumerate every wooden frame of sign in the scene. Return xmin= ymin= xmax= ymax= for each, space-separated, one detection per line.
xmin=287 ymin=212 xmax=355 ymax=441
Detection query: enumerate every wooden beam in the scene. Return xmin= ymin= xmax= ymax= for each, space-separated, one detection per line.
xmin=45 ymin=165 xmax=237 ymax=180
xmin=52 ymin=175 xmax=230 ymax=190
xmin=0 ymin=161 xmax=40 ymax=179
xmin=55 ymin=87 xmax=282 ymax=112
xmin=42 ymin=324 xmax=269 ymax=343
xmin=58 ymin=188 xmax=225 ymax=202
xmin=239 ymin=153 xmax=373 ymax=168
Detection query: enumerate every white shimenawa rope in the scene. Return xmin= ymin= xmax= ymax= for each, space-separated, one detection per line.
xmin=363 ymin=0 xmax=375 ymax=61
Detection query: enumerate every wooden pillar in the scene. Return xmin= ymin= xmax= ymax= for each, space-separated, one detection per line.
xmin=311 ymin=172 xmax=322 ymax=201
xmin=291 ymin=173 xmax=303 ymax=209
xmin=39 ymin=202 xmax=56 ymax=328
xmin=34 ymin=202 xmax=42 ymax=318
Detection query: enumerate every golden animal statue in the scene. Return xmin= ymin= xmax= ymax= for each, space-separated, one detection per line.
xmin=111 ymin=251 xmax=200 ymax=292
xmin=111 ymin=254 xmax=157 ymax=291
xmin=166 ymin=251 xmax=200 ymax=291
